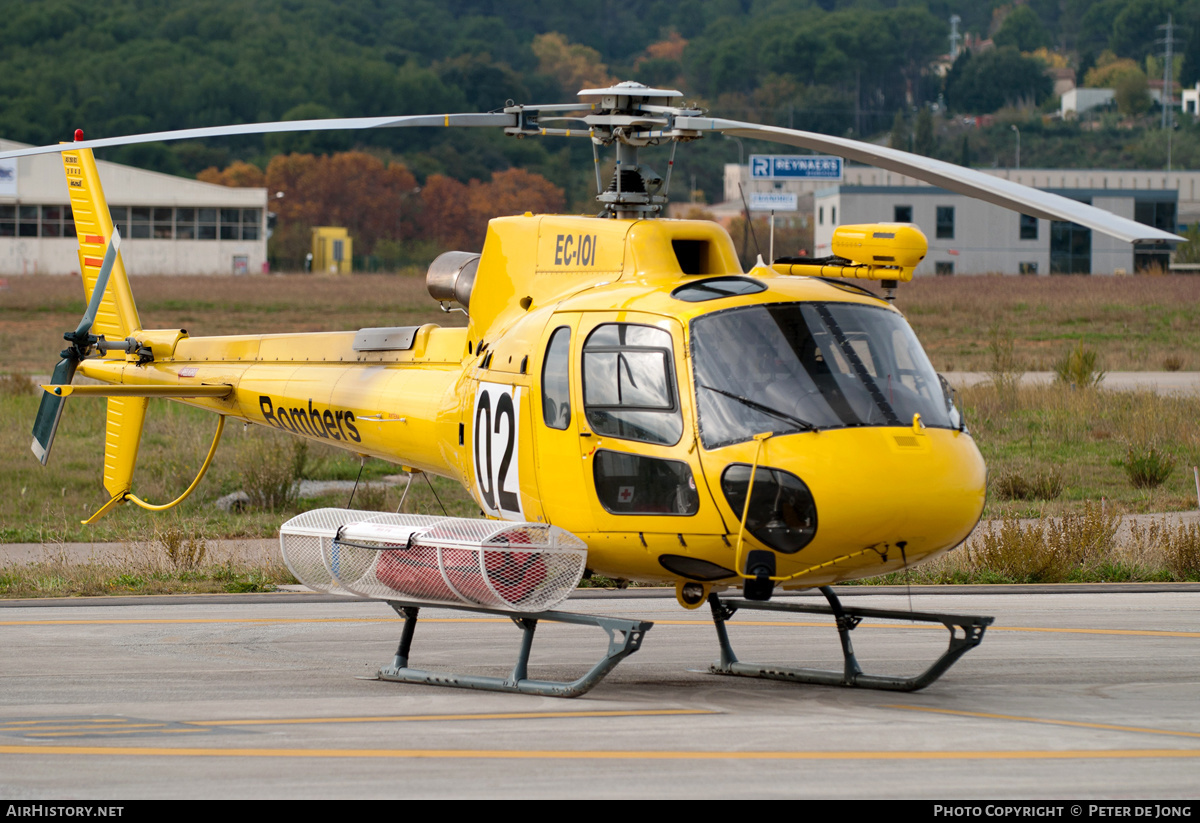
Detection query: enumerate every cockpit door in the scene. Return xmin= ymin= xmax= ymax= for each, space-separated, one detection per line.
xmin=571 ymin=312 xmax=727 ymax=542
xmin=530 ymin=312 xmax=596 ymax=534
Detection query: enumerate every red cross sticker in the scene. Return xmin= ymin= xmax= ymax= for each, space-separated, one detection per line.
xmin=617 ymin=486 xmax=634 ymax=503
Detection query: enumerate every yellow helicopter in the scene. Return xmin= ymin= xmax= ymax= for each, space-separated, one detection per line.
xmin=9 ymin=83 xmax=1182 ymax=697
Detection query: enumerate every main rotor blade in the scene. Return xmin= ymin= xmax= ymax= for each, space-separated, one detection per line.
xmin=76 ymin=228 xmax=121 ymax=337
xmin=0 ymin=113 xmax=516 ymax=160
xmin=30 ymin=358 xmax=78 ymax=465
xmin=679 ymin=117 xmax=1183 ymax=245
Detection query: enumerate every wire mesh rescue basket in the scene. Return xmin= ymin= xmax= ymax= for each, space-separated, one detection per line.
xmin=279 ymin=508 xmax=588 ymax=612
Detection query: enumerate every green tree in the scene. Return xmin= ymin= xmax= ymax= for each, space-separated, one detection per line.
xmin=945 ymin=48 xmax=1054 ymax=114
xmin=1110 ymin=0 xmax=1176 ymax=62
xmin=994 ymin=6 xmax=1052 ymax=52
xmin=1114 ymin=71 xmax=1152 ymax=116
xmin=890 ymin=111 xmax=909 ymax=150
xmin=1085 ymin=52 xmax=1145 ymax=87
xmin=886 ymin=7 xmax=950 ymax=105
xmin=1181 ymin=6 xmax=1200 ymax=85
xmin=1065 ymin=0 xmax=1129 ymax=54
xmin=914 ymin=107 xmax=935 ymax=156
xmin=684 ymin=5 xmax=945 ymax=134
xmin=435 ymin=54 xmax=528 ymax=113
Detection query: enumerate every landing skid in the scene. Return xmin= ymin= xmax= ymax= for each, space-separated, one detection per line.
xmin=374 ymin=600 xmax=653 ymax=698
xmin=707 ymin=588 xmax=993 ymax=692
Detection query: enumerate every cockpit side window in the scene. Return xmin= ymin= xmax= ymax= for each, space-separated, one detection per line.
xmin=541 ymin=326 xmax=571 ymax=430
xmin=582 ymin=323 xmax=683 ymax=446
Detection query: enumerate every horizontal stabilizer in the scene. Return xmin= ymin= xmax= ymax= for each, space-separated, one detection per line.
xmin=42 ymin=384 xmax=233 ymax=398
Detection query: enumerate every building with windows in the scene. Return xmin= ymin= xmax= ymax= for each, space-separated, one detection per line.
xmin=726 ymin=164 xmax=1191 ymax=275
xmin=0 ymin=139 xmax=266 ymax=276
xmin=813 ymin=185 xmax=1174 ymax=275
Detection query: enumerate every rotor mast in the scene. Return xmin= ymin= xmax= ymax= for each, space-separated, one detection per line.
xmin=506 ymin=81 xmax=703 ymax=219
xmin=583 ymin=82 xmax=702 ymax=219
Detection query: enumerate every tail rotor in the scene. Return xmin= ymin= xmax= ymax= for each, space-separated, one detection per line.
xmin=30 ymin=229 xmax=122 ymax=465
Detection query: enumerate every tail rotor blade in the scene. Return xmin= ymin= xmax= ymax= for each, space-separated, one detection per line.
xmin=31 ymin=358 xmax=79 ymax=466
xmin=34 ymin=229 xmax=123 ymax=465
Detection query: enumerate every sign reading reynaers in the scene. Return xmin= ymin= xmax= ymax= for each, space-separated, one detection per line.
xmin=750 ymin=154 xmax=843 ymax=181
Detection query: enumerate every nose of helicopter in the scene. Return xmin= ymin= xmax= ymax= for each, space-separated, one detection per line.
xmin=716 ymin=426 xmax=986 ymax=578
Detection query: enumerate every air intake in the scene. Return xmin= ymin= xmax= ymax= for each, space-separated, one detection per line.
xmin=426 ymin=251 xmax=480 ymax=310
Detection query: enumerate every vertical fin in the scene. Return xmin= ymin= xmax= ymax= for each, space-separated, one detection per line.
xmin=63 ymin=146 xmax=141 ymax=340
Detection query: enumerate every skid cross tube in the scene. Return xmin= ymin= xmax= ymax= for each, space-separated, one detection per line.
xmin=707 ymin=587 xmax=993 ymax=692
xmin=376 ymin=600 xmax=653 ymax=698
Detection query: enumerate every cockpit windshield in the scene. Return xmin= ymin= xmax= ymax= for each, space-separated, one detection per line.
xmin=691 ymin=302 xmax=957 ymax=448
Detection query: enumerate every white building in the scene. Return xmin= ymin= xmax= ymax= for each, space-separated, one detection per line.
xmin=1183 ymin=82 xmax=1200 ymax=116
xmin=725 ymin=163 xmax=1188 ymax=275
xmin=812 ymin=184 xmax=1174 ymax=275
xmin=1060 ymin=87 xmax=1116 ymax=117
xmin=0 ymin=139 xmax=267 ymax=276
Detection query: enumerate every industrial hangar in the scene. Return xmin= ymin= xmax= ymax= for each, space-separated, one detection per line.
xmin=727 ymin=164 xmax=1195 ymax=275
xmin=0 ymin=139 xmax=267 ymax=276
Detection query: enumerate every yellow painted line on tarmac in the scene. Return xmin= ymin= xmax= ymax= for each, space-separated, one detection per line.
xmin=0 ymin=723 xmax=168 ymax=734
xmin=657 ymin=620 xmax=1200 ymax=637
xmin=195 ymin=709 xmax=716 ymax=727
xmin=34 ymin=728 xmax=208 ymax=738
xmin=0 ymin=617 xmax=593 ymax=627
xmin=0 ymin=719 xmax=127 ymax=727
xmin=985 ymin=626 xmax=1200 ymax=638
xmin=886 ymin=705 xmax=1200 ymax=740
xmin=3 ymin=616 xmax=1197 ymax=638
xmin=0 ymin=617 xmax=404 ymax=626
xmin=0 ymin=710 xmax=716 ymax=739
xmin=1 ymin=744 xmax=1199 ymax=761
xmin=0 ymin=718 xmax=214 ymax=739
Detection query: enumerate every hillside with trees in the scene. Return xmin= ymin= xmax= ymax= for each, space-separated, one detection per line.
xmin=1 ymin=0 xmax=1197 ymax=266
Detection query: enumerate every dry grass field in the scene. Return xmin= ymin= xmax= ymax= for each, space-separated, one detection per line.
xmin=1 ymin=272 xmax=464 ymax=374
xmin=1 ymin=271 xmax=1197 ymax=591
xmin=959 ymin=381 xmax=1200 ymax=517
xmin=5 ymin=271 xmax=1196 ymax=373
xmin=877 ymin=273 xmax=1200 ymax=373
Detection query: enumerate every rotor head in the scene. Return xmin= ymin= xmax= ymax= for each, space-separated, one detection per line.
xmin=576 ymin=81 xmax=684 ymax=112
xmin=570 ymin=82 xmax=701 ymax=218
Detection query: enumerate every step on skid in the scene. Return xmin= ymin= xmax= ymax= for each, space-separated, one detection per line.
xmin=707 ymin=588 xmax=993 ymax=692
xmin=375 ymin=600 xmax=653 ymax=698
